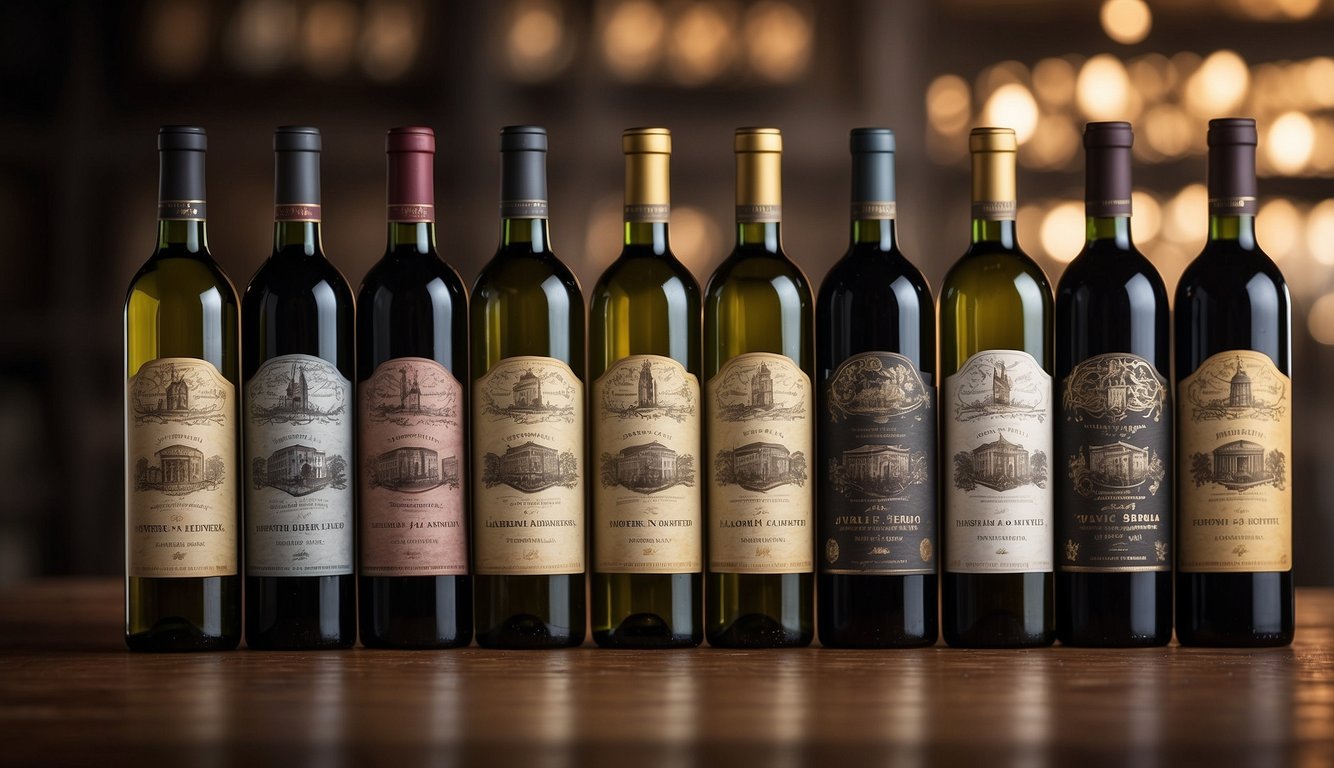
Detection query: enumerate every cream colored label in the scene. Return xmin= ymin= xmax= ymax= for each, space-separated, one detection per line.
xmin=593 ymin=355 xmax=702 ymax=574
xmin=358 ymin=358 xmax=467 ymax=577
xmin=943 ymin=350 xmax=1053 ymax=574
xmin=473 ymin=356 xmax=585 ymax=575
xmin=706 ymin=352 xmax=813 ymax=574
xmin=244 ymin=354 xmax=354 ymax=577
xmin=126 ymin=358 xmax=238 ymax=578
xmin=1178 ymin=350 xmax=1292 ymax=572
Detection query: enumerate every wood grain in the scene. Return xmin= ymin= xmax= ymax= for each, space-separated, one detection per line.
xmin=1 ymin=579 xmax=1331 ymax=766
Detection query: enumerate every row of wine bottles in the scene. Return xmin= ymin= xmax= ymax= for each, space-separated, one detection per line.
xmin=124 ymin=119 xmax=1291 ymax=652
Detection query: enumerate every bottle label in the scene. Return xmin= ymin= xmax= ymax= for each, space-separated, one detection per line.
xmin=387 ymin=204 xmax=434 ymax=223
xmin=358 ymin=358 xmax=467 ymax=577
xmin=592 ymin=355 xmax=702 ymax=574
xmin=244 ymin=354 xmax=354 ymax=577
xmin=624 ymin=204 xmax=670 ymax=223
xmin=706 ymin=352 xmax=813 ymax=574
xmin=1178 ymin=350 xmax=1292 ymax=572
xmin=850 ymin=202 xmax=897 ymax=220
xmin=126 ymin=358 xmax=237 ymax=578
xmin=943 ymin=350 xmax=1053 ymax=573
xmin=158 ymin=200 xmax=206 ymax=221
xmin=472 ymin=356 xmax=585 ymax=575
xmin=820 ymin=352 xmax=936 ymax=575
xmin=735 ymin=204 xmax=782 ymax=224
xmin=1058 ymin=354 xmax=1171 ymax=572
xmin=274 ymin=204 xmax=321 ymax=222
xmin=499 ymin=200 xmax=549 ymax=219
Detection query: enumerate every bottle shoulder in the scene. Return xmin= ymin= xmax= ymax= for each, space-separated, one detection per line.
xmin=592 ymin=249 xmax=701 ymax=301
xmin=475 ymin=246 xmax=582 ymax=295
xmin=705 ymin=247 xmax=811 ymax=298
xmin=126 ymin=250 xmax=240 ymax=308
xmin=360 ymin=249 xmax=467 ymax=300
xmin=244 ymin=251 xmax=355 ymax=308
xmin=1057 ymin=244 xmax=1167 ymax=303
xmin=942 ymin=244 xmax=1051 ymax=298
xmin=819 ymin=246 xmax=931 ymax=302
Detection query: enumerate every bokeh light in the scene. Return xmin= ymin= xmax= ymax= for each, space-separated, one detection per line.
xmin=146 ymin=0 xmax=211 ymax=80
xmin=226 ymin=0 xmax=299 ymax=75
xmin=743 ymin=1 xmax=812 ymax=83
xmin=667 ymin=2 xmax=736 ymax=85
xmin=1184 ymin=50 xmax=1250 ymax=117
xmin=1267 ymin=112 xmax=1316 ymax=175
xmin=1040 ymin=202 xmax=1086 ymax=262
xmin=506 ymin=0 xmax=569 ymax=82
xmin=601 ymin=0 xmax=667 ymax=81
xmin=927 ymin=74 xmax=972 ymax=135
xmin=1163 ymin=184 xmax=1207 ymax=244
xmin=1076 ymin=55 xmax=1131 ymax=120
xmin=1100 ymin=0 xmax=1152 ymax=45
xmin=1306 ymin=200 xmax=1334 ymax=265
xmin=1256 ymin=199 xmax=1301 ymax=261
xmin=1308 ymin=293 xmax=1334 ymax=345
xmin=1032 ymin=57 xmax=1077 ymax=108
xmin=1132 ymin=190 xmax=1162 ymax=242
xmin=984 ymin=83 xmax=1040 ymax=144
xmin=302 ymin=0 xmax=358 ymax=79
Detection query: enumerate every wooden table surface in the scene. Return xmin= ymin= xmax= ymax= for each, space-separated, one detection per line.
xmin=2 ymin=579 xmax=1332 ymax=766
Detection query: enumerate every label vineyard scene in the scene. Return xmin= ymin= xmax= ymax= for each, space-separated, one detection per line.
xmin=826 ymin=354 xmax=930 ymax=423
xmin=711 ymin=358 xmax=807 ymax=422
xmin=952 ymin=354 xmax=1048 ymax=423
xmin=1062 ymin=354 xmax=1165 ymax=423
xmin=248 ymin=361 xmax=347 ymax=426
xmin=477 ymin=365 xmax=578 ymax=425
xmin=599 ymin=358 xmax=695 ymax=423
xmin=364 ymin=362 xmax=460 ymax=427
xmin=1185 ymin=355 xmax=1288 ymax=422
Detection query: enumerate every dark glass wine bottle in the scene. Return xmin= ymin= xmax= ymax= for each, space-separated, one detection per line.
xmin=124 ymin=126 xmax=241 ymax=651
xmin=356 ymin=126 xmax=472 ymax=648
xmin=590 ymin=128 xmax=703 ymax=648
xmin=471 ymin=126 xmax=586 ymax=649
xmin=1055 ymin=122 xmax=1172 ymax=647
xmin=816 ymin=128 xmax=937 ymax=648
xmin=939 ymin=127 xmax=1054 ymax=648
xmin=1175 ymin=117 xmax=1293 ymax=647
xmin=243 ymin=126 xmax=357 ymax=650
xmin=703 ymin=128 xmax=814 ymax=648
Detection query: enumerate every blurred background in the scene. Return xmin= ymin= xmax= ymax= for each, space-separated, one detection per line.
xmin=0 ymin=0 xmax=1330 ymax=584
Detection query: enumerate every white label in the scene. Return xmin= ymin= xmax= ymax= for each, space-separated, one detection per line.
xmin=943 ymin=350 xmax=1053 ymax=574
xmin=244 ymin=354 xmax=354 ymax=577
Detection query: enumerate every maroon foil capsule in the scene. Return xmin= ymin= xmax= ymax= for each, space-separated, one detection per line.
xmin=387 ymin=126 xmax=435 ymax=222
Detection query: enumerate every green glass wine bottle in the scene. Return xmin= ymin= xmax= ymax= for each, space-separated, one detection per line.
xmin=590 ymin=128 xmax=703 ymax=648
xmin=124 ymin=126 xmax=241 ymax=651
xmin=471 ymin=126 xmax=587 ymax=649
xmin=703 ymin=128 xmax=814 ymax=648
xmin=939 ymin=127 xmax=1055 ymax=648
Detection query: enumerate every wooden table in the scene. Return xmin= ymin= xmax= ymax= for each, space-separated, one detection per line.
xmin=2 ymin=580 xmax=1332 ymax=765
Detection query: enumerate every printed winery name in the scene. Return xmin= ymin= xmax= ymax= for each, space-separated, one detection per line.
xmin=955 ymin=519 xmax=1045 ymax=527
xmin=485 ymin=519 xmax=577 ymax=528
xmin=1216 ymin=428 xmax=1265 ymax=440
xmin=609 ymin=519 xmax=694 ymax=528
xmin=720 ymin=519 xmax=807 ymax=527
xmin=1193 ymin=516 xmax=1281 ymax=526
xmin=1076 ymin=513 xmax=1161 ymax=523
xmin=135 ymin=524 xmax=225 ymax=533
xmin=834 ymin=515 xmax=922 ymax=525
xmin=369 ymin=521 xmax=459 ymax=529
xmin=254 ymin=523 xmax=346 ymax=532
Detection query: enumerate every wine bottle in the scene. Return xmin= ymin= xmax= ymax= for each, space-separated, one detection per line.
xmin=242 ymin=126 xmax=356 ymax=650
xmin=356 ymin=126 xmax=471 ymax=648
xmin=816 ymin=128 xmax=937 ymax=648
xmin=703 ymin=128 xmax=814 ymax=648
xmin=471 ymin=126 xmax=586 ymax=649
xmin=590 ymin=128 xmax=703 ymax=648
xmin=1055 ymin=122 xmax=1172 ymax=647
xmin=124 ymin=126 xmax=241 ymax=651
xmin=939 ymin=127 xmax=1054 ymax=648
xmin=1175 ymin=117 xmax=1293 ymax=647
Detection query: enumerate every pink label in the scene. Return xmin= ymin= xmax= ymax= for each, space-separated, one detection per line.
xmin=358 ymin=357 xmax=467 ymax=576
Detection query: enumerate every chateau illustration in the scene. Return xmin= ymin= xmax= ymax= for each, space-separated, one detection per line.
xmin=638 ymin=360 xmax=657 ymax=408
xmin=954 ymin=433 xmax=1047 ymax=492
xmin=827 ymin=442 xmax=926 ymax=498
xmin=715 ymin=440 xmax=807 ymax=492
xmin=135 ymin=444 xmax=225 ymax=495
xmin=600 ymin=440 xmax=696 ymax=494
xmin=253 ymin=444 xmax=347 ymax=497
xmin=751 ymin=363 xmax=774 ymax=408
xmin=1188 ymin=355 xmax=1286 ymax=422
xmin=132 ymin=361 xmax=227 ymax=425
xmin=371 ymin=446 xmax=460 ymax=492
xmin=162 ymin=365 xmax=190 ymax=412
xmin=1089 ymin=441 xmax=1150 ymax=487
xmin=513 ymin=369 xmax=544 ymax=409
xmin=992 ymin=362 xmax=1012 ymax=406
xmin=482 ymin=439 xmax=579 ymax=493
xmin=283 ymin=363 xmax=312 ymax=413
xmin=398 ymin=367 xmax=421 ymax=412
xmin=1227 ymin=359 xmax=1253 ymax=408
xmin=953 ymin=354 xmax=1045 ymax=422
xmin=1190 ymin=438 xmax=1285 ymax=492
xmin=826 ymin=353 xmax=929 ymax=421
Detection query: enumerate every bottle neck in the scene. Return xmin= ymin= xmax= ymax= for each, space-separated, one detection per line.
xmin=156 ymin=219 xmax=207 ymax=254
xmin=387 ymin=221 xmax=435 ymax=254
xmin=273 ymin=220 xmax=323 ymax=257
xmin=1086 ymin=215 xmax=1132 ymax=247
xmin=971 ymin=218 xmax=1016 ymax=247
xmin=624 ymin=221 xmax=669 ymax=253
xmin=502 ymin=217 xmax=550 ymax=251
xmin=851 ymin=218 xmax=896 ymax=248
xmin=736 ymin=221 xmax=781 ymax=252
xmin=1209 ymin=214 xmax=1257 ymax=248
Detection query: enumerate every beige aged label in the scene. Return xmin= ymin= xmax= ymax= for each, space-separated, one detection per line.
xmin=1178 ymin=350 xmax=1292 ymax=573
xmin=593 ymin=355 xmax=702 ymax=574
xmin=358 ymin=358 xmax=467 ymax=577
xmin=472 ymin=356 xmax=585 ymax=575
xmin=706 ymin=352 xmax=813 ymax=574
xmin=943 ymin=350 xmax=1053 ymax=574
xmin=126 ymin=357 xmax=238 ymax=578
